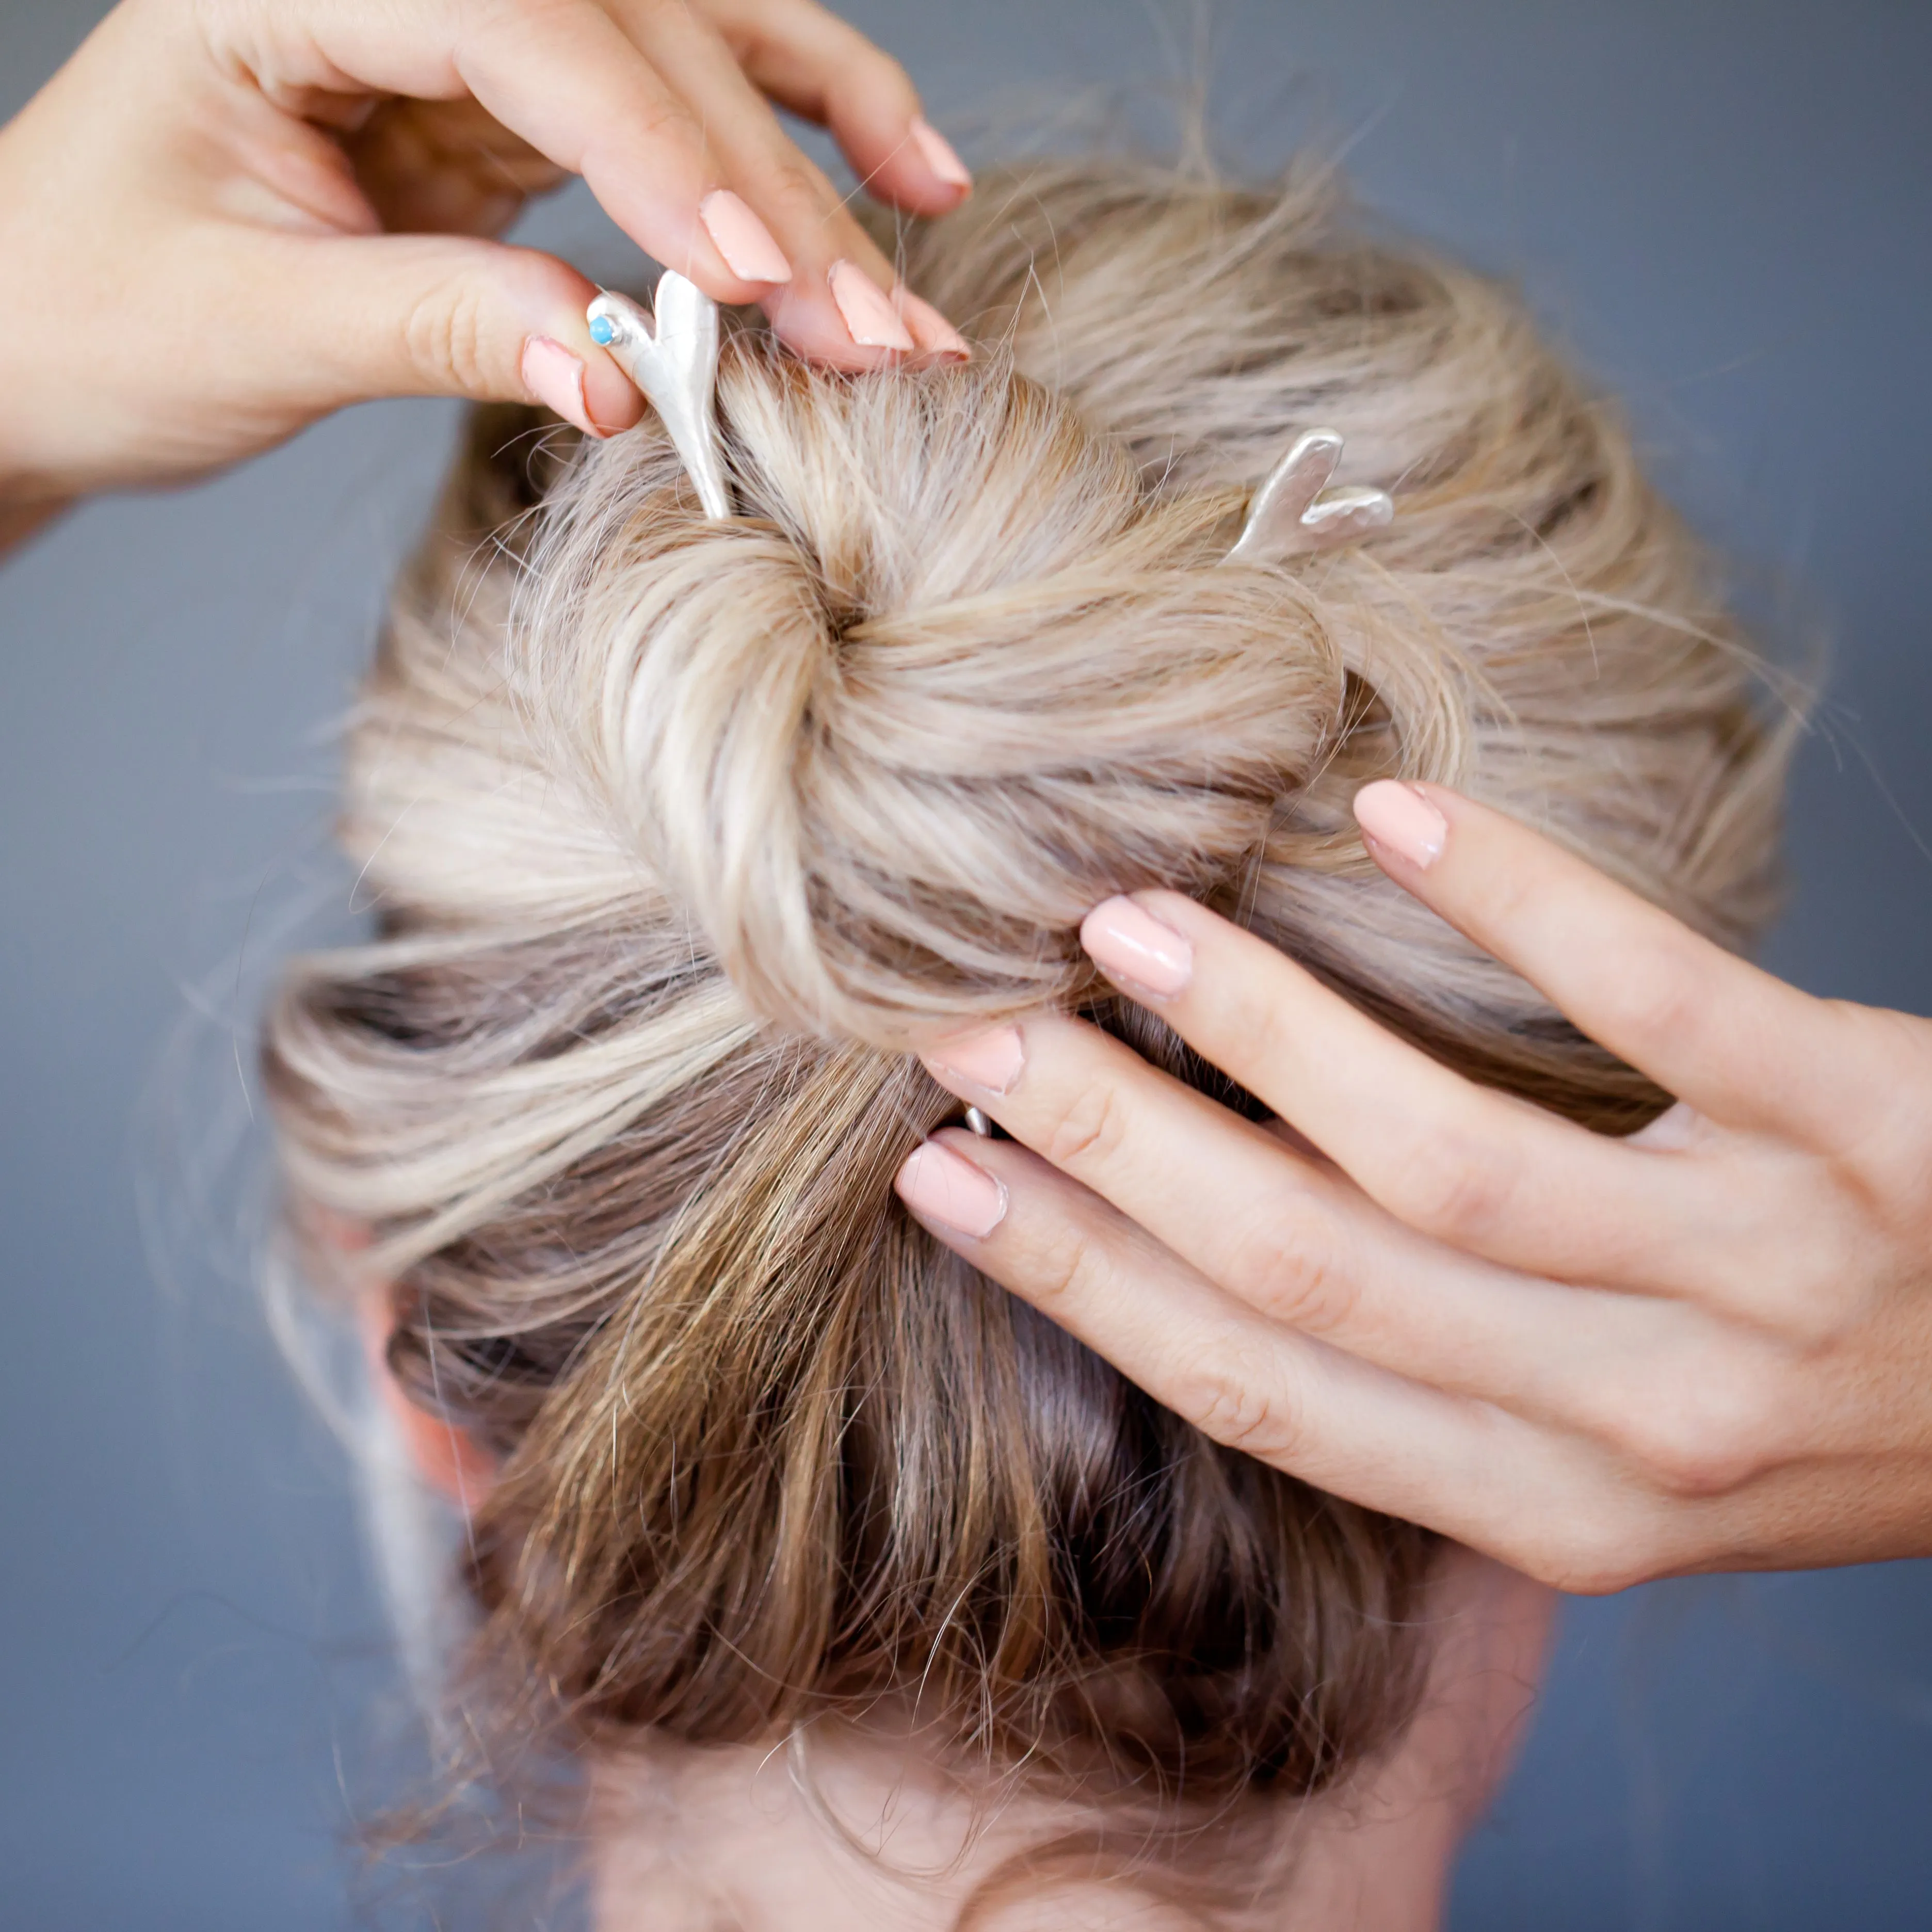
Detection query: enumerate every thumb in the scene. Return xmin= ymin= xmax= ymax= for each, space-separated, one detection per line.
xmin=283 ymin=232 xmax=645 ymax=436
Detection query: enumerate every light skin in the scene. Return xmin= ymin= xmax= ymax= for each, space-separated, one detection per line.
xmin=0 ymin=0 xmax=972 ymax=532
xmin=587 ymin=1547 xmax=1553 ymax=1931
xmin=899 ymin=780 xmax=1932 ymax=1596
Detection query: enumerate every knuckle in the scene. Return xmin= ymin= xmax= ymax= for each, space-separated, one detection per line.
xmin=1688 ymin=1160 xmax=1862 ymax=1349
xmin=1392 ymin=1126 xmax=1515 ymax=1245
xmin=710 ymin=11 xmax=784 ymax=78
xmin=1507 ymin=1496 xmax=1665 ymax=1595
xmin=1172 ymin=1343 xmax=1301 ymax=1464
xmin=1221 ymin=1195 xmax=1351 ymax=1333
xmin=1042 ymin=1077 xmax=1131 ymax=1177
xmin=1761 ymin=1253 xmax=1864 ymax=1350
xmin=1533 ymin=1530 xmax=1654 ymax=1598
xmin=1024 ymin=1214 xmax=1106 ymax=1317
xmin=1486 ymin=863 xmax=1541 ymax=933
xmin=755 ymin=155 xmax=833 ymax=218
xmin=468 ymin=0 xmax=547 ymax=27
xmin=871 ymin=51 xmax=917 ymax=104
xmin=1230 ymin=975 xmax=1299 ymax=1081
xmin=1612 ymin=1356 xmax=1791 ymax=1498
xmin=1820 ymin=1011 xmax=1932 ymax=1212
xmin=835 ymin=43 xmax=919 ymax=115
xmin=1605 ymin=943 xmax=1707 ymax=1061
xmin=404 ymin=273 xmax=493 ymax=395
xmin=472 ymin=0 xmax=591 ymax=50
xmin=632 ymin=92 xmax=706 ymax=155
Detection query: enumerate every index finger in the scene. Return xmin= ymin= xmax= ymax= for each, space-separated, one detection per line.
xmin=1350 ymin=782 xmax=1844 ymax=1137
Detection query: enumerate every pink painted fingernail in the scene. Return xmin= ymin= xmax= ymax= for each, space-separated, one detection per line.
xmin=909 ymin=118 xmax=973 ymax=191
xmin=699 ymin=189 xmax=793 ymax=284
xmin=896 ymin=287 xmax=971 ymax=361
xmin=829 ymin=260 xmax=915 ymax=350
xmin=895 ymin=1139 xmax=1008 ymax=1238
xmin=928 ymin=1024 xmax=1025 ymax=1095
xmin=520 ymin=335 xmax=602 ymax=438
xmin=1353 ymin=780 xmax=1447 ymax=868
xmin=1080 ymin=896 xmax=1194 ymax=999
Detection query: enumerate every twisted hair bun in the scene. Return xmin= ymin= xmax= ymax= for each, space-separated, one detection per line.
xmin=532 ymin=353 xmax=1362 ymax=1041
xmin=264 ymin=156 xmax=1786 ymax=1891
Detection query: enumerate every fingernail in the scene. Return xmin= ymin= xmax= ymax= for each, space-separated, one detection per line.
xmin=910 ymin=118 xmax=973 ymax=192
xmin=1353 ymin=780 xmax=1447 ymax=868
xmin=829 ymin=261 xmax=915 ymax=350
xmin=520 ymin=335 xmax=602 ymax=438
xmin=1080 ymin=896 xmax=1194 ymax=999
xmin=896 ymin=287 xmax=971 ymax=361
xmin=699 ymin=189 xmax=793 ymax=284
xmin=894 ymin=1139 xmax=1008 ymax=1239
xmin=927 ymin=1024 xmax=1025 ymax=1095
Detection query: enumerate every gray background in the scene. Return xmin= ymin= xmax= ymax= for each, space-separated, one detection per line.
xmin=3 ymin=2 xmax=1929 ymax=1926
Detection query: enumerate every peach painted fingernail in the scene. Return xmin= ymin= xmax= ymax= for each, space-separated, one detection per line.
xmin=909 ymin=118 xmax=973 ymax=191
xmin=1353 ymin=781 xmax=1447 ymax=867
xmin=895 ymin=1139 xmax=1008 ymax=1238
xmin=699 ymin=189 xmax=793 ymax=284
xmin=520 ymin=335 xmax=602 ymax=438
xmin=829 ymin=261 xmax=915 ymax=350
xmin=897 ymin=287 xmax=971 ymax=361
xmin=1080 ymin=897 xmax=1194 ymax=999
xmin=928 ymin=1025 xmax=1025 ymax=1095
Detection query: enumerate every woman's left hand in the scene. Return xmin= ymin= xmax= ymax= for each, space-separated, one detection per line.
xmin=898 ymin=782 xmax=1932 ymax=1593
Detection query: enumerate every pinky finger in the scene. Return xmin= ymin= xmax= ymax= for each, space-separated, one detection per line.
xmin=896 ymin=1129 xmax=1665 ymax=1593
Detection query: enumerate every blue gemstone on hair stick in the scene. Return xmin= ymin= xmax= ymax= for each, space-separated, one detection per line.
xmin=588 ymin=315 xmax=617 ymax=346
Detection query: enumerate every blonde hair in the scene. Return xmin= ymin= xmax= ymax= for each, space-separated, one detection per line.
xmin=264 ymin=155 xmax=1785 ymax=1900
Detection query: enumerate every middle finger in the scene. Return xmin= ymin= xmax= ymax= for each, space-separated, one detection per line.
xmin=1064 ymin=893 xmax=1779 ymax=1299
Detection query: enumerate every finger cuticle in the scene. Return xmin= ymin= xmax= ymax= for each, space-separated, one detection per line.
xmin=1353 ymin=781 xmax=1447 ymax=868
xmin=926 ymin=1024 xmax=1025 ymax=1096
xmin=894 ymin=1140 xmax=1008 ymax=1239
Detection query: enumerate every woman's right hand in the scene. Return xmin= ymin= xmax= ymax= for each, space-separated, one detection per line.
xmin=0 ymin=0 xmax=971 ymax=519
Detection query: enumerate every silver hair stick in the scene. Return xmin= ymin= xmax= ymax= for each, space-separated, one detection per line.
xmin=1225 ymin=428 xmax=1393 ymax=563
xmin=586 ymin=272 xmax=733 ymax=520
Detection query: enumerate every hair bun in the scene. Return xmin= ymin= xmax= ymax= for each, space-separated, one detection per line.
xmin=522 ymin=350 xmax=1367 ymax=1043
